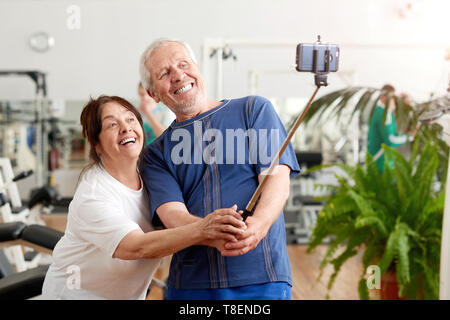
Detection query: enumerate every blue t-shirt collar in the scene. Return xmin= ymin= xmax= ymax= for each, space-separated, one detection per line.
xmin=170 ymin=100 xmax=230 ymax=129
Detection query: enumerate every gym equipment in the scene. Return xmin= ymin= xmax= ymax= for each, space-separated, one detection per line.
xmin=0 ymin=221 xmax=63 ymax=300
xmin=0 ymin=70 xmax=48 ymax=188
xmin=1 ymin=158 xmax=38 ymax=272
xmin=1 ymin=157 xmax=61 ymax=273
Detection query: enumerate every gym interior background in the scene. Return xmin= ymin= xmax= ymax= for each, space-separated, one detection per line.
xmin=0 ymin=0 xmax=449 ymax=300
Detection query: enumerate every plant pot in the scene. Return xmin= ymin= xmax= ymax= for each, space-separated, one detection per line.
xmin=380 ymin=272 xmax=404 ymax=300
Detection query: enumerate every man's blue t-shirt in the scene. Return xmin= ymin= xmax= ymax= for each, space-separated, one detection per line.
xmin=140 ymin=96 xmax=300 ymax=290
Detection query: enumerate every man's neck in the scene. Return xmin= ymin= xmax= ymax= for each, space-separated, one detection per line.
xmin=175 ymin=99 xmax=222 ymax=122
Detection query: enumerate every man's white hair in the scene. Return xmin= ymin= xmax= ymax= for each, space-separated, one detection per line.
xmin=139 ymin=38 xmax=197 ymax=92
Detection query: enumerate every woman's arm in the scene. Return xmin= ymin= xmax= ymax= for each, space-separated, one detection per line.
xmin=112 ymin=207 xmax=245 ymax=260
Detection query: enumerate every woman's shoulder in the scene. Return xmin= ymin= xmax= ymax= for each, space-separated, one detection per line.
xmin=77 ymin=164 xmax=103 ymax=188
xmin=69 ymin=166 xmax=121 ymax=222
xmin=73 ymin=165 xmax=117 ymax=201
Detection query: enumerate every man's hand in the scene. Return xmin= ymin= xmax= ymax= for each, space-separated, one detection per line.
xmin=217 ymin=165 xmax=291 ymax=257
xmin=219 ymin=215 xmax=269 ymax=256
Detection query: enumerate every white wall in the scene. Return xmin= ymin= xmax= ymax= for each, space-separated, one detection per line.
xmin=1 ymin=0 xmax=449 ymax=199
xmin=0 ymin=0 xmax=449 ymax=103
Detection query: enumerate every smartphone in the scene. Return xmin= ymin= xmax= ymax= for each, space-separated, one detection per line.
xmin=296 ymin=43 xmax=339 ymax=73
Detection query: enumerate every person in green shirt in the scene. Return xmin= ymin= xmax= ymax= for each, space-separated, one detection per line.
xmin=368 ymin=84 xmax=414 ymax=172
xmin=138 ymin=82 xmax=167 ymax=145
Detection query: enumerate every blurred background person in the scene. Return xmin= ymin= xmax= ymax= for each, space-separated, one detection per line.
xmin=367 ymin=84 xmax=416 ymax=172
xmin=137 ymin=82 xmax=174 ymax=144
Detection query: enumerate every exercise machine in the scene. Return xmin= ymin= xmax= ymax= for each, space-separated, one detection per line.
xmin=0 ymin=221 xmax=63 ymax=299
xmin=1 ymin=157 xmax=61 ymax=273
xmin=0 ymin=70 xmax=49 ymax=188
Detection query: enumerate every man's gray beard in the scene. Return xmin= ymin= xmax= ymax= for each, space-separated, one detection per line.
xmin=167 ymin=95 xmax=204 ymax=119
xmin=173 ymin=102 xmax=197 ymax=114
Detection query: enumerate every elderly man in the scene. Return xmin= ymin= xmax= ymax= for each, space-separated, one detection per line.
xmin=139 ymin=38 xmax=300 ymax=300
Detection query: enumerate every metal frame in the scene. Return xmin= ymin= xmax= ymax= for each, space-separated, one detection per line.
xmin=0 ymin=70 xmax=48 ymax=188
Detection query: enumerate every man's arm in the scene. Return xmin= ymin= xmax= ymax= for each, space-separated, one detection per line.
xmin=221 ymin=164 xmax=291 ymax=256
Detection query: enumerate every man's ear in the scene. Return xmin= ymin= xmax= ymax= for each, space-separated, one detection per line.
xmin=147 ymin=89 xmax=160 ymax=103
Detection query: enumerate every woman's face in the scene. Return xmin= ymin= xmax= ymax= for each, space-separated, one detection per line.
xmin=95 ymin=102 xmax=144 ymax=167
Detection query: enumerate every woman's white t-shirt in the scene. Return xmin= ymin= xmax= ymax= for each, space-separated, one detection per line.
xmin=42 ymin=164 xmax=161 ymax=300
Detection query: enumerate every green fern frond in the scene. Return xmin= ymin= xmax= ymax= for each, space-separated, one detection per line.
xmin=301 ymin=89 xmax=349 ymax=125
xmin=358 ymin=278 xmax=370 ymax=300
xmin=416 ymin=192 xmax=445 ymax=231
xmin=415 ymin=257 xmax=439 ymax=300
xmin=354 ymin=89 xmax=376 ymax=120
xmin=327 ymin=247 xmax=359 ymax=290
xmin=354 ymin=216 xmax=388 ymax=238
xmin=327 ymin=230 xmax=368 ymax=290
xmin=347 ymin=190 xmax=376 ymax=218
xmin=378 ymin=224 xmax=398 ymax=274
xmin=413 ymin=140 xmax=438 ymax=186
xmin=413 ymin=153 xmax=439 ymax=212
xmin=409 ymin=135 xmax=421 ymax=167
xmin=383 ymin=145 xmax=413 ymax=210
xmin=365 ymin=152 xmax=385 ymax=197
xmin=362 ymin=239 xmax=383 ymax=268
xmin=395 ymin=225 xmax=411 ymax=297
xmin=328 ymin=87 xmax=363 ymax=123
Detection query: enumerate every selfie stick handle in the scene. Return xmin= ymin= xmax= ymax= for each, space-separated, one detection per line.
xmin=242 ymin=84 xmax=322 ymax=221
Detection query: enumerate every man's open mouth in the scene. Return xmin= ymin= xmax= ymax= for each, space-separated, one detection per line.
xmin=174 ymin=83 xmax=193 ymax=95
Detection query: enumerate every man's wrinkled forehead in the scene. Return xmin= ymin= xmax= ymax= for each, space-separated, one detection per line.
xmin=146 ymin=42 xmax=193 ymax=74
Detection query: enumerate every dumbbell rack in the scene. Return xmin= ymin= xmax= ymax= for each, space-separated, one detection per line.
xmin=0 ymin=158 xmax=40 ymax=272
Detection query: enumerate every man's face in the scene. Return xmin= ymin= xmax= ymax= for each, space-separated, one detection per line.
xmin=146 ymin=42 xmax=206 ymax=116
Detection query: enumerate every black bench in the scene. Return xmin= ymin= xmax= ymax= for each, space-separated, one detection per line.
xmin=0 ymin=222 xmax=63 ymax=299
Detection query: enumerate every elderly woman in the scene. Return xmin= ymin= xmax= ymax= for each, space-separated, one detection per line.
xmin=42 ymin=96 xmax=245 ymax=299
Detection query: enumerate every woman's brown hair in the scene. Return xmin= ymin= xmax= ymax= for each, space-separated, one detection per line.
xmin=79 ymin=95 xmax=145 ymax=175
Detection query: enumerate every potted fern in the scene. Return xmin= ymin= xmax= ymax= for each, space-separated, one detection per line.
xmin=307 ymin=139 xmax=444 ymax=299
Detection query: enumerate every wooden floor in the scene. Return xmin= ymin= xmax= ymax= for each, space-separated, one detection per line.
xmin=146 ymin=245 xmax=364 ymax=300
xmin=42 ymin=214 xmax=369 ymax=300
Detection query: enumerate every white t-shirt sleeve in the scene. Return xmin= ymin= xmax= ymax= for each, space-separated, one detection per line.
xmin=71 ymin=197 xmax=140 ymax=257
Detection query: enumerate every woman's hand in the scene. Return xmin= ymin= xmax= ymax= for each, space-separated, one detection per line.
xmin=200 ymin=205 xmax=246 ymax=243
xmin=220 ymin=215 xmax=268 ymax=256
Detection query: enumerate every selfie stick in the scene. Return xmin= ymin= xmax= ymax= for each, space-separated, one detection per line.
xmin=242 ymin=37 xmax=331 ymax=221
